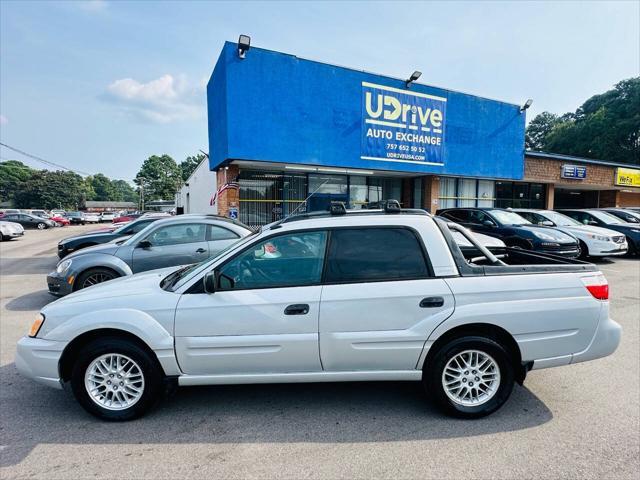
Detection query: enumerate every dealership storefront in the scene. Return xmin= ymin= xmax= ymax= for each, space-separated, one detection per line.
xmin=207 ymin=41 xmax=639 ymax=227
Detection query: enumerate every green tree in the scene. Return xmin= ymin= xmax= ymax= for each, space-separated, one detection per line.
xmin=526 ymin=77 xmax=640 ymax=165
xmin=13 ymin=170 xmax=91 ymax=210
xmin=0 ymin=160 xmax=35 ymax=204
xmin=179 ymin=154 xmax=206 ymax=182
xmin=88 ymin=173 xmax=116 ymax=201
xmin=111 ymin=179 xmax=138 ymax=202
xmin=134 ymin=154 xmax=182 ymax=204
xmin=525 ymin=112 xmax=561 ymax=150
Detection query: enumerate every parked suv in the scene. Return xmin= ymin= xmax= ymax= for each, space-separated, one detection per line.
xmin=436 ymin=208 xmax=581 ymax=257
xmin=18 ymin=203 xmax=620 ymax=421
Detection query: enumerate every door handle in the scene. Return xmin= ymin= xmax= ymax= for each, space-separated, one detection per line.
xmin=195 ymin=248 xmax=207 ymax=253
xmin=284 ymin=304 xmax=310 ymax=315
xmin=420 ymin=296 xmax=445 ymax=308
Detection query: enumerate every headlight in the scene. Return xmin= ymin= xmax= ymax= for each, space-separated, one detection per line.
xmin=588 ymin=234 xmax=611 ymax=241
xmin=56 ymin=259 xmax=72 ymax=274
xmin=28 ymin=313 xmax=45 ymax=338
xmin=533 ymin=230 xmax=558 ymax=241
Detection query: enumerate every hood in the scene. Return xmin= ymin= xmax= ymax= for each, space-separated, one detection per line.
xmin=512 ymin=224 xmax=576 ymax=243
xmin=60 ymin=230 xmax=117 ymax=243
xmin=64 ymin=241 xmax=121 ymax=260
xmin=45 ymin=266 xmax=180 ymax=309
xmin=453 ymin=230 xmax=505 ymax=248
xmin=557 ymin=225 xmax=625 ymax=238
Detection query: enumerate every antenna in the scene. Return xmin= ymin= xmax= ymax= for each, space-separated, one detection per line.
xmin=268 ymin=178 xmax=331 ymax=230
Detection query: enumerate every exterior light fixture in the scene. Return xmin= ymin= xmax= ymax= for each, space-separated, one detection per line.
xmin=405 ymin=71 xmax=422 ymax=88
xmin=238 ymin=34 xmax=251 ymax=59
xmin=520 ymin=99 xmax=533 ymax=112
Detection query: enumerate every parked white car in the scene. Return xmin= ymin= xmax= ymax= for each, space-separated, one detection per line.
xmin=16 ymin=204 xmax=621 ymax=421
xmin=83 ymin=212 xmax=101 ymax=223
xmin=100 ymin=212 xmax=116 ymax=222
xmin=514 ymin=209 xmax=628 ymax=257
xmin=0 ymin=220 xmax=25 ymax=241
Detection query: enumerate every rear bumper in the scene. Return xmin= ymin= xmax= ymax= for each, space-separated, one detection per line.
xmin=15 ymin=336 xmax=65 ymax=390
xmin=2 ymin=231 xmax=24 ymax=239
xmin=532 ymin=316 xmax=622 ymax=370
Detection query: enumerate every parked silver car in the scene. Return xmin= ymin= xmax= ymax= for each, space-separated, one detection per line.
xmin=47 ymin=215 xmax=252 ymax=296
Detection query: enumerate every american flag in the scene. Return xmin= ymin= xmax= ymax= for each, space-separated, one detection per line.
xmin=210 ymin=180 xmax=239 ymax=206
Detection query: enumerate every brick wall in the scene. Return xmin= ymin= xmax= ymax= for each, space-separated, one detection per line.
xmin=216 ymin=164 xmax=239 ymax=218
xmin=524 ymin=156 xmax=615 ymax=187
xmin=421 ymin=176 xmax=440 ymax=214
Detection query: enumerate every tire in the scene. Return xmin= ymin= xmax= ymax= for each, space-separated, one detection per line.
xmin=75 ymin=267 xmax=119 ymax=291
xmin=70 ymin=337 xmax=163 ymax=421
xmin=423 ymin=336 xmax=515 ymax=419
xmin=36 ymin=222 xmax=47 ymax=230
xmin=578 ymin=240 xmax=589 ymax=259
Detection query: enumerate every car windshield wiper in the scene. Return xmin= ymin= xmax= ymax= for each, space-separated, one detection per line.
xmin=161 ymin=265 xmax=193 ymax=291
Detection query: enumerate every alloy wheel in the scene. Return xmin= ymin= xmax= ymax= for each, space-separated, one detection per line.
xmin=442 ymin=349 xmax=501 ymax=406
xmin=84 ymin=353 xmax=145 ymax=411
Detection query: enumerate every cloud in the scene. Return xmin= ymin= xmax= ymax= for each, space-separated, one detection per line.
xmin=78 ymin=0 xmax=108 ymax=13
xmin=103 ymin=74 xmax=204 ymax=123
xmin=0 ymin=115 xmax=7 ymax=125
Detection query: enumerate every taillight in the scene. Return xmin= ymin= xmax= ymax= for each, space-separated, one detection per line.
xmin=581 ymin=274 xmax=609 ymax=300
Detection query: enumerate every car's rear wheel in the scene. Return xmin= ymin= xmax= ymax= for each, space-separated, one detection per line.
xmin=70 ymin=338 xmax=162 ymax=421
xmin=424 ymin=336 xmax=515 ymax=418
xmin=76 ymin=267 xmax=119 ymax=290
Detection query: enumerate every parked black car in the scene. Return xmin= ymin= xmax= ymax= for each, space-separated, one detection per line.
xmin=65 ymin=211 xmax=86 ymax=225
xmin=436 ymin=207 xmax=581 ymax=257
xmin=558 ymin=209 xmax=640 ymax=255
xmin=0 ymin=213 xmax=57 ymax=229
xmin=600 ymin=208 xmax=640 ymax=224
xmin=57 ymin=216 xmax=163 ymax=258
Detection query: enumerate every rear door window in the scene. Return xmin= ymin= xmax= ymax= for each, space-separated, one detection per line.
xmin=208 ymin=225 xmax=240 ymax=241
xmin=324 ymin=228 xmax=430 ymax=283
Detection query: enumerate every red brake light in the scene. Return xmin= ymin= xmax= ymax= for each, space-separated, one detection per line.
xmin=581 ymin=275 xmax=609 ymax=300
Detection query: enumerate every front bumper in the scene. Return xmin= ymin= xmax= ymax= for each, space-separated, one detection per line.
xmin=15 ymin=336 xmax=66 ymax=389
xmin=46 ymin=271 xmax=74 ymax=297
xmin=538 ymin=244 xmax=581 ymax=258
xmin=2 ymin=231 xmax=24 ymax=239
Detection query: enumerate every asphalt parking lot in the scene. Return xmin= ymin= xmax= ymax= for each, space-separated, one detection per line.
xmin=0 ymin=226 xmax=638 ymax=479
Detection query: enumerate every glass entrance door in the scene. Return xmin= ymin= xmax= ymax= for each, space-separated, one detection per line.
xmin=307 ymin=174 xmax=348 ymax=212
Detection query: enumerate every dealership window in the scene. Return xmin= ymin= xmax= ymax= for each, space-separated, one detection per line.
xmin=412 ymin=178 xmax=423 ymax=209
xmin=438 ymin=178 xmax=496 ymax=208
xmin=495 ymin=181 xmax=545 ymax=208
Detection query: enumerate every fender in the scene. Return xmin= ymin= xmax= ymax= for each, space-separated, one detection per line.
xmin=70 ymin=252 xmax=133 ymax=278
xmin=45 ymin=308 xmax=181 ymax=376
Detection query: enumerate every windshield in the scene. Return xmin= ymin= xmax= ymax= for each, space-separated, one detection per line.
xmin=161 ymin=231 xmax=259 ymax=291
xmin=540 ymin=210 xmax=582 ymax=226
xmin=590 ymin=210 xmax=624 ymax=224
xmin=488 ymin=210 xmax=531 ymax=225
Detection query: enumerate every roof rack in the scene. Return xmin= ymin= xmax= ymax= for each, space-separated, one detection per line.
xmin=269 ymin=199 xmax=429 ymax=228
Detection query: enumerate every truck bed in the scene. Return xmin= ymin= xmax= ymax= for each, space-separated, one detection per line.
xmin=434 ymin=217 xmax=598 ymax=276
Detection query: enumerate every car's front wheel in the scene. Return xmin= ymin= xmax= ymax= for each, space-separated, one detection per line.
xmin=36 ymin=222 xmax=47 ymax=230
xmin=76 ymin=267 xmax=119 ymax=290
xmin=70 ymin=337 xmax=163 ymax=421
xmin=424 ymin=336 xmax=515 ymax=418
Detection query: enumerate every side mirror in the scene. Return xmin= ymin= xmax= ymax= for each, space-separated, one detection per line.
xmin=137 ymin=240 xmax=152 ymax=249
xmin=589 ymin=220 xmax=599 ymax=226
xmin=482 ymin=220 xmax=495 ymax=227
xmin=203 ymin=271 xmax=217 ymax=294
xmin=540 ymin=220 xmax=554 ymax=227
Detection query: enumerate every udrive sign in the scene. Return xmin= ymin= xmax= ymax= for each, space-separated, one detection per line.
xmin=361 ymin=82 xmax=447 ymax=166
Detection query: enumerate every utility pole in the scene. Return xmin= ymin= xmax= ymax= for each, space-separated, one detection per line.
xmin=138 ymin=177 xmax=145 ymax=212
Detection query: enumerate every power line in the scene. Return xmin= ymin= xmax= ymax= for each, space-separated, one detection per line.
xmin=0 ymin=142 xmax=92 ymax=176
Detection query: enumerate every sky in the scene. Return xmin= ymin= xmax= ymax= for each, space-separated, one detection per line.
xmin=1 ymin=0 xmax=638 ymax=182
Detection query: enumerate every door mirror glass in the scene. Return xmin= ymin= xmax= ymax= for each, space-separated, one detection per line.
xmin=203 ymin=271 xmax=217 ymax=293
xmin=137 ymin=240 xmax=152 ymax=249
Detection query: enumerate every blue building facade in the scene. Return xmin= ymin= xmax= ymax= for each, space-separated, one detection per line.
xmin=207 ymin=41 xmax=530 ymax=226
